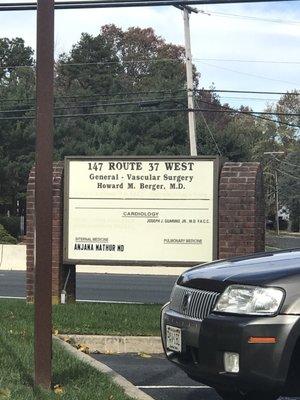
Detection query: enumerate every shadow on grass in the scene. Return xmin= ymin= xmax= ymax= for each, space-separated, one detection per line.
xmin=0 ymin=334 xmax=54 ymax=399
xmin=53 ymin=364 xmax=90 ymax=387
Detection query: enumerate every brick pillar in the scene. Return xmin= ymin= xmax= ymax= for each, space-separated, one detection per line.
xmin=218 ymin=162 xmax=265 ymax=259
xmin=26 ymin=162 xmax=75 ymax=304
xmin=26 ymin=169 xmax=35 ymax=303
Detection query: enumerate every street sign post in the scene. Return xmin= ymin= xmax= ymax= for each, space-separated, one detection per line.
xmin=34 ymin=0 xmax=54 ymax=389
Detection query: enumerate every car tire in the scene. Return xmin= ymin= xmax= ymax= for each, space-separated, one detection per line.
xmin=215 ymin=389 xmax=279 ymax=400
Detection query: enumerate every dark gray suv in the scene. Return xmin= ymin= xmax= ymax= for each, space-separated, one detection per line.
xmin=161 ymin=249 xmax=300 ymax=400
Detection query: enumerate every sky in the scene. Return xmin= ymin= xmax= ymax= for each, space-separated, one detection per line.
xmin=0 ymin=0 xmax=300 ymax=111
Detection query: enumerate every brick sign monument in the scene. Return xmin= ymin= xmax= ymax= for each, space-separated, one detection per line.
xmin=26 ymin=158 xmax=264 ymax=304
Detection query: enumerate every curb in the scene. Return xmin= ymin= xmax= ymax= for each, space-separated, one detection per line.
xmin=54 ymin=336 xmax=155 ymax=400
xmin=59 ymin=334 xmax=163 ymax=354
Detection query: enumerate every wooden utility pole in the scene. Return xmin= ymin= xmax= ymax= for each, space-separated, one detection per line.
xmin=183 ymin=7 xmax=198 ymax=155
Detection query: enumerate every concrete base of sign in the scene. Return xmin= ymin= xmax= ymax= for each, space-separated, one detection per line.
xmin=59 ymin=334 xmax=163 ymax=354
xmin=54 ymin=336 xmax=155 ymax=400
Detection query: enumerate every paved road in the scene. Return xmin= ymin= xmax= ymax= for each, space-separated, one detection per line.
xmin=0 ymin=270 xmax=26 ymax=298
xmin=92 ymin=353 xmax=299 ymax=400
xmin=0 ymin=271 xmax=177 ymax=303
xmin=2 ymin=239 xmax=300 ymax=302
xmin=77 ymin=273 xmax=176 ymax=303
xmin=266 ymin=234 xmax=300 ymax=250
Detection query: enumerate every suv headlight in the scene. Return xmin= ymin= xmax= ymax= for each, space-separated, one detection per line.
xmin=214 ymin=285 xmax=284 ymax=316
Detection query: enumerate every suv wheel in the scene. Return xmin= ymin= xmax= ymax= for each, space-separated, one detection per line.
xmin=215 ymin=389 xmax=279 ymax=400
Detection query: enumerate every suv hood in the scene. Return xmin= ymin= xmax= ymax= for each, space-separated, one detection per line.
xmin=178 ymin=249 xmax=300 ymax=293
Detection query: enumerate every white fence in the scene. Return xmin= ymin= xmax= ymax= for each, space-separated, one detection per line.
xmin=0 ymin=244 xmax=26 ymax=270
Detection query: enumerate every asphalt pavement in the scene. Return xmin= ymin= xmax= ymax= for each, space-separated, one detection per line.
xmin=92 ymin=353 xmax=221 ymax=400
xmin=266 ymin=233 xmax=300 ymax=250
xmin=0 ymin=271 xmax=177 ymax=303
xmin=92 ymin=353 xmax=300 ymax=400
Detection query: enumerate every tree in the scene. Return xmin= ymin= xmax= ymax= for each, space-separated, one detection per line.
xmin=0 ymin=37 xmax=34 ymax=81
xmin=54 ymin=25 xmax=189 ymax=158
xmin=0 ymin=38 xmax=35 ymax=214
xmin=277 ymin=147 xmax=300 ymax=231
xmin=1 ymin=29 xmax=299 ymax=219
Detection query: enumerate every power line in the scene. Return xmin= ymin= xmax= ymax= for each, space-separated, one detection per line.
xmin=202 ymin=9 xmax=300 ymax=25
xmin=0 ymin=89 xmax=187 ymax=104
xmin=0 ymin=108 xmax=186 ymax=120
xmin=195 ymin=99 xmax=222 ymax=155
xmin=200 ymin=61 xmax=300 ymax=86
xmin=194 ymin=58 xmax=300 ymax=65
xmin=273 ymin=156 xmax=300 ymax=169
xmin=200 ymin=89 xmax=299 ymax=96
xmin=0 ymin=88 xmax=298 ymax=105
xmin=0 ymin=58 xmax=183 ymax=70
xmin=276 ymin=168 xmax=300 ymax=181
xmin=0 ymin=106 xmax=299 ymax=126
xmin=219 ymin=96 xmax=281 ymax=102
xmin=0 ymin=0 xmax=298 ymax=12
xmin=3 ymin=57 xmax=300 ymax=70
xmin=0 ymin=97 xmax=187 ymax=113
xmin=0 ymin=104 xmax=299 ymax=117
xmin=197 ymin=99 xmax=300 ymax=128
xmin=196 ymin=98 xmax=300 ymax=117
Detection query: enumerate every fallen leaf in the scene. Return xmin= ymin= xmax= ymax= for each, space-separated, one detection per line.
xmin=0 ymin=388 xmax=11 ymax=399
xmin=53 ymin=384 xmax=64 ymax=395
xmin=61 ymin=336 xmax=71 ymax=343
xmin=76 ymin=344 xmax=90 ymax=354
xmin=52 ymin=329 xmax=59 ymax=336
xmin=138 ymin=352 xmax=152 ymax=358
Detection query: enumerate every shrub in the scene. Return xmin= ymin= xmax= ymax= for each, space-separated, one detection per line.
xmin=0 ymin=224 xmax=18 ymax=244
xmin=0 ymin=216 xmax=20 ymax=237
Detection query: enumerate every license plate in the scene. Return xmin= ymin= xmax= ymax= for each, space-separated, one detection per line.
xmin=166 ymin=325 xmax=182 ymax=352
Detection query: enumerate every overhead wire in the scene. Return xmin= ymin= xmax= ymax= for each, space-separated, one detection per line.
xmin=194 ymin=98 xmax=222 ymax=155
xmin=193 ymin=58 xmax=300 ymax=65
xmin=199 ymin=61 xmax=300 ymax=86
xmin=0 ymin=89 xmax=187 ymax=104
xmin=0 ymin=96 xmax=187 ymax=113
xmin=200 ymin=9 xmax=300 ymax=25
xmin=273 ymin=156 xmax=300 ymax=169
xmin=0 ymin=58 xmax=182 ymax=70
xmin=195 ymin=98 xmax=300 ymax=128
xmin=0 ymin=106 xmax=299 ymax=128
xmin=275 ymin=168 xmax=300 ymax=181
xmin=0 ymin=103 xmax=299 ymax=118
xmin=0 ymin=88 xmax=298 ymax=106
xmin=0 ymin=0 xmax=297 ymax=12
xmin=2 ymin=57 xmax=300 ymax=70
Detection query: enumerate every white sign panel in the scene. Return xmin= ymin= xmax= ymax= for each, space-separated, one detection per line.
xmin=64 ymin=157 xmax=218 ymax=265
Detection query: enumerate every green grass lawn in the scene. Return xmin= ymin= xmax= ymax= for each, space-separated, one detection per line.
xmin=0 ymin=299 xmax=161 ymax=399
xmin=53 ymin=302 xmax=161 ymax=336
